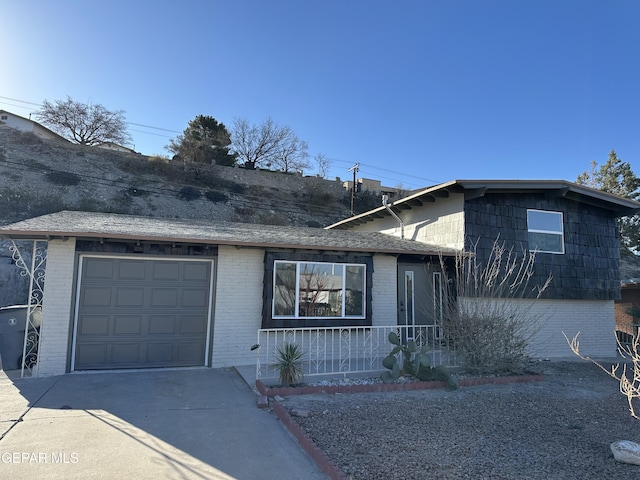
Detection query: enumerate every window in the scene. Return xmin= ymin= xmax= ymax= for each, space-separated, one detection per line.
xmin=527 ymin=209 xmax=564 ymax=254
xmin=273 ymin=261 xmax=366 ymax=319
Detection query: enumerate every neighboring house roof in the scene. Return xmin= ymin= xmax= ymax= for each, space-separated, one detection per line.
xmin=327 ymin=179 xmax=640 ymax=230
xmin=0 ymin=211 xmax=456 ymax=256
xmin=97 ymin=142 xmax=138 ymax=154
xmin=0 ymin=109 xmax=69 ymax=142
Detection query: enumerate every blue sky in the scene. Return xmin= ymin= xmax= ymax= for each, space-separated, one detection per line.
xmin=2 ymin=0 xmax=639 ymax=189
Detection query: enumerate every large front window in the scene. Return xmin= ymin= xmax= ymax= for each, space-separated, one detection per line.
xmin=273 ymin=261 xmax=366 ymax=319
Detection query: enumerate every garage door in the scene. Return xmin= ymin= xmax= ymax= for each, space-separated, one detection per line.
xmin=73 ymin=256 xmax=214 ymax=370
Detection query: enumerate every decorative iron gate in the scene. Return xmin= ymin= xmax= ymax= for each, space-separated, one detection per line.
xmin=9 ymin=240 xmax=47 ymax=377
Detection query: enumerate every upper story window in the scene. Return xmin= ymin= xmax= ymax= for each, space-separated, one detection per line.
xmin=273 ymin=261 xmax=366 ymax=319
xmin=527 ymin=209 xmax=564 ymax=254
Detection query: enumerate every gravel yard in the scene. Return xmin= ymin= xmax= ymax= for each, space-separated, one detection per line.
xmin=281 ymin=361 xmax=640 ymax=480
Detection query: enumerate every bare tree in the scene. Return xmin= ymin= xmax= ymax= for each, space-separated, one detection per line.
xmin=271 ymin=130 xmax=309 ymax=173
xmin=35 ymin=97 xmax=132 ymax=146
xmin=566 ymin=332 xmax=640 ymax=419
xmin=394 ymin=182 xmax=411 ymax=199
xmin=230 ymin=117 xmax=309 ymax=171
xmin=314 ymin=153 xmax=332 ymax=178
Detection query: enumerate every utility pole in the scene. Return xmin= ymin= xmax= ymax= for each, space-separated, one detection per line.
xmin=348 ymin=163 xmax=360 ymax=216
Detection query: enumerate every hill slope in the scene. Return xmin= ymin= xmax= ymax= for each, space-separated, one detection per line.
xmin=0 ymin=128 xmax=361 ymax=306
xmin=0 ymin=128 xmax=354 ymax=227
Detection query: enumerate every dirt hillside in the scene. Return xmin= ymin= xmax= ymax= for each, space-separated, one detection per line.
xmin=0 ymin=128 xmax=365 ymax=306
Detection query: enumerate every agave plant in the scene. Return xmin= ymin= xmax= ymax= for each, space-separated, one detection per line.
xmin=274 ymin=342 xmax=305 ymax=387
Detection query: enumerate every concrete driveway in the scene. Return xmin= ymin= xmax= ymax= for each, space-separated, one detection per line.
xmin=0 ymin=368 xmax=326 ymax=479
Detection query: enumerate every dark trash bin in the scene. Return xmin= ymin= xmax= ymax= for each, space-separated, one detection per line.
xmin=0 ymin=305 xmax=41 ymax=371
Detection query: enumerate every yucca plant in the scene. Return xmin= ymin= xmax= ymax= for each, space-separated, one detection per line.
xmin=274 ymin=342 xmax=304 ymax=387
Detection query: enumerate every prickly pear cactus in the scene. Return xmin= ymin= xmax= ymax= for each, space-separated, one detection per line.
xmin=380 ymin=331 xmax=457 ymax=389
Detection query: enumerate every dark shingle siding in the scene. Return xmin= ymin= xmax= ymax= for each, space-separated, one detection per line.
xmin=465 ymin=193 xmax=621 ymax=300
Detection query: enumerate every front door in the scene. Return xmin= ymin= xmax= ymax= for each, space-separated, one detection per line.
xmin=397 ymin=264 xmax=443 ymax=340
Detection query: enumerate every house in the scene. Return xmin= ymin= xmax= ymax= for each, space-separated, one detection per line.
xmin=328 ymin=179 xmax=640 ymax=359
xmin=342 ymin=177 xmax=405 ymax=200
xmin=615 ymin=281 xmax=640 ymax=339
xmin=0 ymin=211 xmax=455 ymax=376
xmin=96 ymin=142 xmax=138 ymax=154
xmin=0 ymin=110 xmax=68 ymax=142
xmin=2 ymin=179 xmax=637 ymax=378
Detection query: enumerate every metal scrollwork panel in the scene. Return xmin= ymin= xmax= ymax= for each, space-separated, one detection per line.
xmin=9 ymin=240 xmax=48 ymax=377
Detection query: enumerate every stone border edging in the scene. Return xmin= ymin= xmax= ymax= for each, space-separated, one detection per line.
xmin=271 ymin=401 xmax=348 ymax=480
xmin=259 ymin=373 xmax=543 ymax=480
xmin=256 ymin=373 xmax=543 ymax=397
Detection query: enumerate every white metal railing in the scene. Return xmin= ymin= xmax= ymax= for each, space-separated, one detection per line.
xmin=256 ymin=325 xmax=459 ymax=381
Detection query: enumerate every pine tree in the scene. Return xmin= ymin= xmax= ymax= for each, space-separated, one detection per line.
xmin=167 ymin=115 xmax=236 ymax=166
xmin=577 ymin=149 xmax=640 ymax=252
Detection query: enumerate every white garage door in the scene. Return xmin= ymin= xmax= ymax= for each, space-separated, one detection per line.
xmin=73 ymin=256 xmax=214 ymax=370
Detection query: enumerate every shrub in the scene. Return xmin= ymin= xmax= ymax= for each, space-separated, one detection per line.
xmin=204 ymin=190 xmax=227 ymax=203
xmin=177 ymin=186 xmax=202 ymax=201
xmin=125 ymin=186 xmax=148 ymax=197
xmin=440 ymin=239 xmax=552 ymax=375
xmin=148 ymin=154 xmax=170 ymax=163
xmin=45 ymin=171 xmax=81 ymax=186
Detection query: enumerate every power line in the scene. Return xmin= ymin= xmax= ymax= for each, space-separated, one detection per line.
xmin=0 ymin=96 xmax=41 ymax=107
xmin=328 ymin=156 xmax=441 ymax=187
xmin=0 ymin=101 xmax=35 ymax=112
xmin=127 ymin=122 xmax=180 ymax=134
xmin=0 ymin=95 xmax=440 ymax=189
xmin=0 ymin=96 xmax=179 ymax=136
xmin=128 ymin=128 xmax=173 ymax=138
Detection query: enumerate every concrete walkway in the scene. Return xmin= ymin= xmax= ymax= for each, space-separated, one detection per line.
xmin=0 ymin=368 xmax=326 ymax=479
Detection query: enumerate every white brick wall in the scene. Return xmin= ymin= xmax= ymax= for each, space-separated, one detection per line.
xmin=36 ymin=239 xmax=616 ymax=376
xmin=37 ymin=238 xmax=76 ymax=377
xmin=371 ymin=254 xmax=397 ymax=326
xmin=210 ymin=245 xmax=264 ymax=367
xmin=530 ymin=299 xmax=617 ymax=359
xmin=210 ymin=250 xmax=404 ymax=367
xmin=460 ymin=297 xmax=617 ymax=360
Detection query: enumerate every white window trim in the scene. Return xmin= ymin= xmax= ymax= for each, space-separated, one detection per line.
xmin=272 ymin=260 xmax=366 ymax=320
xmin=527 ymin=209 xmax=565 ymax=254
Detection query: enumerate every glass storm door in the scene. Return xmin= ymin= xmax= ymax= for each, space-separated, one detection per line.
xmin=402 ymin=270 xmax=416 ymax=338
xmin=397 ymin=264 xmax=443 ymax=339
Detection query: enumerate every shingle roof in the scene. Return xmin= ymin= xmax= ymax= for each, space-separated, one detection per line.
xmin=0 ymin=211 xmax=456 ymax=256
xmin=328 ymin=179 xmax=640 ymax=230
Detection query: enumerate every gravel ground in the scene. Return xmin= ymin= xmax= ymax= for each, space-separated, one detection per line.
xmin=281 ymin=361 xmax=640 ymax=480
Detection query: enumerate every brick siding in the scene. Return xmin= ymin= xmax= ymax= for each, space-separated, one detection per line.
xmin=210 ymin=245 xmax=264 ymax=367
xmin=371 ymin=254 xmax=397 ymax=326
xmin=37 ymin=238 xmax=76 ymax=376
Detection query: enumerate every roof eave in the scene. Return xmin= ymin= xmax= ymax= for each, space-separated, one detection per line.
xmin=328 ymin=179 xmax=640 ymax=229
xmin=0 ymin=231 xmax=455 ymax=257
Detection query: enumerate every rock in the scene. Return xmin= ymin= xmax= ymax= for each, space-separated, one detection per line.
xmin=256 ymin=396 xmax=269 ymax=409
xmin=610 ymin=440 xmax=640 ymax=465
xmin=273 ymin=395 xmax=284 ymax=402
